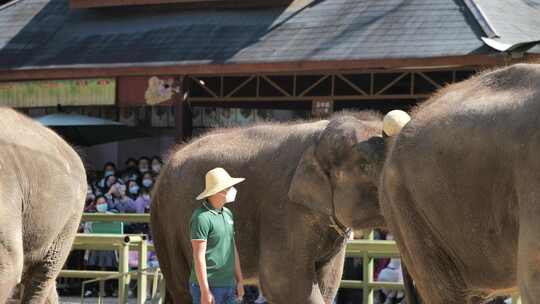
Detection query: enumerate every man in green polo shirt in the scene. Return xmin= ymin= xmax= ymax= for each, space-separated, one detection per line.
xmin=190 ymin=167 xmax=245 ymax=304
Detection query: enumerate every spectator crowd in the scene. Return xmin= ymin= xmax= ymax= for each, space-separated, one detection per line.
xmin=59 ymin=156 xmax=162 ymax=298
xmin=85 ymin=156 xmax=162 ymax=216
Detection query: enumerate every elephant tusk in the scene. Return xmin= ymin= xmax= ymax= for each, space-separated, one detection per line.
xmin=383 ymin=110 xmax=411 ymax=136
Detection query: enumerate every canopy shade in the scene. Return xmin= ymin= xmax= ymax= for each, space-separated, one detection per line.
xmin=35 ymin=113 xmax=151 ymax=146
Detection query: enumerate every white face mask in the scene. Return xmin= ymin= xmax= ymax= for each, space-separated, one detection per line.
xmin=96 ymin=203 xmax=108 ymax=213
xmin=152 ymin=164 xmax=161 ymax=173
xmin=129 ymin=186 xmax=139 ymax=194
xmin=225 ymin=187 xmax=237 ymax=203
xmin=142 ymin=179 xmax=153 ymax=187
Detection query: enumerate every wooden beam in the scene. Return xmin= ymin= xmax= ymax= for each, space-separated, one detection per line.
xmin=375 ymin=72 xmax=409 ymax=95
xmin=336 ymin=73 xmax=368 ymax=96
xmin=0 ymin=54 xmax=524 ymax=81
xmin=187 ymin=94 xmax=430 ymax=102
xmin=261 ymin=75 xmax=291 ymax=96
xmin=416 ymin=72 xmax=443 ymax=89
xmin=298 ymin=74 xmax=329 ymax=96
xmin=225 ymin=75 xmax=255 ymax=97
xmin=188 ymin=75 xmax=218 ymax=98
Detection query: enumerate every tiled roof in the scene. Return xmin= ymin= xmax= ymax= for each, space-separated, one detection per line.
xmin=0 ymin=0 xmax=537 ymax=70
xmin=465 ymin=0 xmax=540 ymax=51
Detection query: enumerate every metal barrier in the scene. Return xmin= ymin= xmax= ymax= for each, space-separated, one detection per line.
xmin=59 ymin=233 xmax=166 ymax=304
xmin=81 ymin=213 xmax=150 ymax=223
xmin=69 ymin=214 xmax=520 ymax=304
xmin=342 ymin=240 xmax=402 ymax=304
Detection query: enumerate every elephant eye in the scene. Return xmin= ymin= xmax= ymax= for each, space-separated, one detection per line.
xmin=358 ymin=160 xmax=369 ymax=171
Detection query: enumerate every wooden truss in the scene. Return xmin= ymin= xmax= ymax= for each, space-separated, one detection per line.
xmin=186 ymin=69 xmax=476 ymax=102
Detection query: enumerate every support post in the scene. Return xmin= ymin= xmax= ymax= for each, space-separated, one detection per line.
xmin=98 ymin=280 xmax=105 ymax=304
xmin=173 ymin=76 xmax=193 ymax=143
xmin=118 ymin=242 xmax=130 ymax=304
xmin=159 ymin=273 xmax=166 ymax=304
xmin=362 ymin=251 xmax=374 ymax=304
xmin=151 ymin=269 xmax=160 ymax=304
xmin=137 ymin=238 xmax=148 ymax=304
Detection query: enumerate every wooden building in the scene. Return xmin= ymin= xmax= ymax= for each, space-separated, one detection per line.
xmin=1 ymin=0 xmax=540 ymax=142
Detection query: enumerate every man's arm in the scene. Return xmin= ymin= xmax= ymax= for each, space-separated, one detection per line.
xmin=234 ymin=244 xmax=245 ymax=299
xmin=192 ymin=240 xmax=211 ymax=294
xmin=234 ymin=244 xmax=244 ymax=283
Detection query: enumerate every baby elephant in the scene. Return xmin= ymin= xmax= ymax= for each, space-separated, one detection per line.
xmin=0 ymin=108 xmax=86 ymax=303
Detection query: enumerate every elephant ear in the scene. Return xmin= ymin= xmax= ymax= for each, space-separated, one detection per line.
xmin=288 ymin=145 xmax=333 ymax=216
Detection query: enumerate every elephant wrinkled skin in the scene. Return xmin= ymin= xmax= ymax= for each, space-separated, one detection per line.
xmin=380 ymin=63 xmax=540 ymax=303
xmin=151 ymin=112 xmax=390 ymax=304
xmin=0 ymin=108 xmax=86 ymax=303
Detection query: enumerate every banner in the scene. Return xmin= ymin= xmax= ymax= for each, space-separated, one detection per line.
xmin=0 ymin=78 xmax=116 ymax=108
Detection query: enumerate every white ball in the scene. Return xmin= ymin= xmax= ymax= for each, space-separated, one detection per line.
xmin=383 ymin=110 xmax=411 ymax=136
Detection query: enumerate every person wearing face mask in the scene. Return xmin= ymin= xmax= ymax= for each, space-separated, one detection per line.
xmin=99 ymin=173 xmax=117 ymax=193
xmin=141 ymin=172 xmax=154 ymax=190
xmin=126 ymin=180 xmax=140 ymax=200
xmin=138 ymin=157 xmax=150 ymax=174
xmin=105 ymin=182 xmax=136 ymax=213
xmin=84 ymin=186 xmax=97 ymax=212
xmin=129 ymin=187 xmax=152 ymax=235
xmin=151 ymin=156 xmax=162 ymax=175
xmin=103 ymin=162 xmax=117 ymax=178
xmin=190 ymin=167 xmax=245 ymax=304
xmin=85 ymin=195 xmax=119 ymax=297
xmin=130 ymin=187 xmax=151 ymax=214
xmin=97 ymin=162 xmax=117 ymax=188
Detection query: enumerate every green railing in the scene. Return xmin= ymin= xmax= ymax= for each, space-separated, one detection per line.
xmin=342 ymin=239 xmax=402 ymax=304
xmin=69 ymin=213 xmax=521 ymax=304
xmin=81 ymin=213 xmax=150 ymax=223
xmin=59 ymin=233 xmax=165 ymax=304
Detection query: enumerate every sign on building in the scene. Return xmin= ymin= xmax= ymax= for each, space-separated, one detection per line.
xmin=0 ymin=78 xmax=116 ymax=108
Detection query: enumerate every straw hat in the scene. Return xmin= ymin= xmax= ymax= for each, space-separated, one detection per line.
xmin=196 ymin=168 xmax=245 ymax=200
xmin=382 ymin=110 xmax=411 ymax=136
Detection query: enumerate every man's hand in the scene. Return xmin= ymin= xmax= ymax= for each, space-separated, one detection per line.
xmin=201 ymin=290 xmax=214 ymax=304
xmin=236 ymin=281 xmax=245 ymax=300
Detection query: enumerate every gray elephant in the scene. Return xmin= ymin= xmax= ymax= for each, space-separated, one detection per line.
xmin=0 ymin=108 xmax=86 ymax=303
xmin=150 ymin=111 xmax=396 ymax=304
xmin=379 ymin=63 xmax=540 ymax=303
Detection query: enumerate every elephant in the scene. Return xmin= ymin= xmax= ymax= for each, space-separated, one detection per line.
xmin=150 ymin=111 xmax=402 ymax=304
xmin=379 ymin=63 xmax=540 ymax=303
xmin=0 ymin=108 xmax=87 ymax=303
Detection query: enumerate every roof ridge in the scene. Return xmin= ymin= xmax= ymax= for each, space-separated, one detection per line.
xmin=462 ymin=0 xmax=497 ymax=38
xmin=0 ymin=0 xmax=24 ymax=11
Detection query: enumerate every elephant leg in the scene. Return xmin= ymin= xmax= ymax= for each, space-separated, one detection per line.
xmin=0 ymin=214 xmax=24 ymax=303
xmin=259 ymin=259 xmax=325 ymax=304
xmin=517 ymin=194 xmax=540 ymax=304
xmin=316 ymin=244 xmax=347 ymax=304
xmin=45 ymin=281 xmax=59 ymax=304
xmin=258 ymin=230 xmax=325 ymax=303
xmin=21 ymin=217 xmax=79 ymax=304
